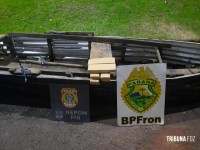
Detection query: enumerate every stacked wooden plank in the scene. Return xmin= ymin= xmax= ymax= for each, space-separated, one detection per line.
xmin=88 ymin=42 xmax=116 ymax=85
xmin=88 ymin=57 xmax=116 ymax=84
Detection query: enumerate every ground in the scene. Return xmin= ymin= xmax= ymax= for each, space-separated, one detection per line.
xmin=0 ymin=104 xmax=199 ymax=150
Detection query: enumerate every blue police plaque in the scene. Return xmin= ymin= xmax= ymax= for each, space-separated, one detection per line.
xmin=49 ymin=84 xmax=90 ymax=122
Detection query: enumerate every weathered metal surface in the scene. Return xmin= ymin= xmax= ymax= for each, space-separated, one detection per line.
xmin=1 ymin=33 xmax=200 ymax=66
xmin=8 ymin=32 xmax=172 ymax=48
xmin=0 ymin=32 xmax=199 ymax=113
xmin=131 ymin=38 xmax=200 ymax=66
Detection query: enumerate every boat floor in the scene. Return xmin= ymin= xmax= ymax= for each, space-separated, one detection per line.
xmin=0 ymin=56 xmax=199 ymax=78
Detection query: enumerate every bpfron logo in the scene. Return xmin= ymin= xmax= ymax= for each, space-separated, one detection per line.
xmin=121 ymin=67 xmax=161 ymax=113
xmin=61 ymin=88 xmax=78 ymax=108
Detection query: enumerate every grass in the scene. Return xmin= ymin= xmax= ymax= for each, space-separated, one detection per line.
xmin=0 ymin=0 xmax=200 ymax=40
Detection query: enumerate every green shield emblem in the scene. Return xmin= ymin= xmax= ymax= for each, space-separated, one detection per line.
xmin=121 ymin=67 xmax=161 ymax=113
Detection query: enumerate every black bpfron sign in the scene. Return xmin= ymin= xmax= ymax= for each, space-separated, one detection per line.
xmin=49 ymin=84 xmax=90 ymax=122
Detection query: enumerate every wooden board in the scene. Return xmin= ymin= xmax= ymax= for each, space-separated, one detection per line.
xmin=88 ymin=64 xmax=116 ymax=73
xmin=100 ymin=73 xmax=110 ymax=82
xmin=90 ymin=73 xmax=99 ymax=79
xmin=88 ymin=57 xmax=115 ymax=65
xmin=90 ymin=79 xmax=100 ymax=85
xmin=167 ymin=69 xmax=198 ymax=75
xmin=8 ymin=68 xmax=41 ymax=75
xmin=90 ymin=42 xmax=112 ymax=59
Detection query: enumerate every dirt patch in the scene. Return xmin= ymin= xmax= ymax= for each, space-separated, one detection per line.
xmin=130 ymin=19 xmax=199 ymax=41
xmin=155 ymin=22 xmax=198 ymax=41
